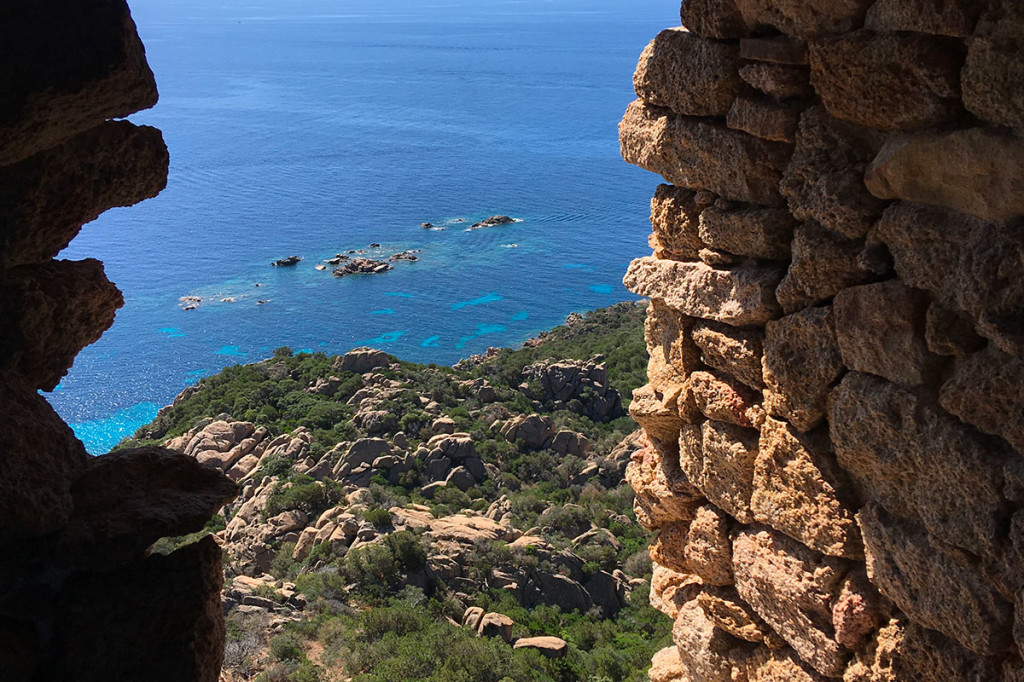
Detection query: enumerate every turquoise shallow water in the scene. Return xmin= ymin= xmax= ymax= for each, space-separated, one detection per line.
xmin=47 ymin=0 xmax=673 ymax=454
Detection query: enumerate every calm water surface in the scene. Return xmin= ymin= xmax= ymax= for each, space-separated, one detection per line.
xmin=51 ymin=0 xmax=672 ymax=453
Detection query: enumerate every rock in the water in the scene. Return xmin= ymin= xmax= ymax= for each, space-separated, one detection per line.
xmin=332 ymin=257 xmax=393 ymax=276
xmin=470 ymin=215 xmax=515 ymax=229
xmin=270 ymin=255 xmax=301 ymax=267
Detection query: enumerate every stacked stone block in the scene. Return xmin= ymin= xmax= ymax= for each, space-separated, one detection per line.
xmin=622 ymin=1 xmax=1024 ymax=680
xmin=0 ymin=1 xmax=236 ymax=680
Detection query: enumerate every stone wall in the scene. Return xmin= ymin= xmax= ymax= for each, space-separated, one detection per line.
xmin=621 ymin=1 xmax=1024 ymax=680
xmin=0 ymin=2 xmax=237 ymax=680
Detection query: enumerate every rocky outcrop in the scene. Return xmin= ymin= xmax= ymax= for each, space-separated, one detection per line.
xmin=622 ymin=3 xmax=1024 ymax=680
xmin=0 ymin=1 xmax=239 ymax=680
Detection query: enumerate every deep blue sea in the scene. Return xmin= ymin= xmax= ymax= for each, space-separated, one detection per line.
xmin=49 ymin=0 xmax=672 ymax=454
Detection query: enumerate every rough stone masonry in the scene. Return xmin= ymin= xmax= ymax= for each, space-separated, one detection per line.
xmin=622 ymin=1 xmax=1024 ymax=680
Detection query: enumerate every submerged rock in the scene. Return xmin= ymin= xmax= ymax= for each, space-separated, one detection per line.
xmin=470 ymin=215 xmax=516 ymax=229
xmin=270 ymin=255 xmax=301 ymax=267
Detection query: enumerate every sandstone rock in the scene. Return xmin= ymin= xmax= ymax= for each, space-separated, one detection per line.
xmin=645 ymin=298 xmax=701 ymax=388
xmin=431 ymin=416 xmax=456 ymax=434
xmin=634 ymin=28 xmax=744 ymax=117
xmin=630 ymin=383 xmax=686 ymax=443
xmin=688 ymin=370 xmax=763 ymax=428
xmin=732 ymin=527 xmax=848 ymax=677
xmin=649 ymin=521 xmax=691 ymax=574
xmin=865 ymin=129 xmax=1024 ymax=223
xmin=685 ymin=504 xmax=735 ymax=587
xmin=1 ymin=259 xmax=123 ymax=391
xmin=740 ymin=36 xmax=809 ymax=64
xmin=924 ymin=300 xmax=985 ymax=357
xmin=335 ymin=347 xmax=390 ymax=374
xmin=477 ymin=612 xmax=514 ymax=642
xmin=831 ymin=569 xmax=881 ymax=651
xmin=445 ymin=466 xmax=475 ymax=492
xmin=648 ymin=645 xmax=688 ymax=682
xmin=762 ymin=305 xmax=844 ymax=432
xmin=619 ymin=100 xmax=791 ymax=205
xmin=864 ymin=0 xmax=982 ymax=37
xmin=858 ymin=503 xmax=1012 ymax=655
xmin=697 ymin=585 xmax=785 ymax=647
xmin=627 ymin=440 xmax=704 ymax=529
xmin=673 ymin=599 xmax=743 ymax=682
xmin=680 ymin=0 xmax=749 ymax=39
xmin=775 ymin=222 xmax=884 ymax=313
xmin=733 ymin=0 xmax=874 ymax=38
xmin=874 ymin=202 xmax=1024 ymax=355
xmin=649 ymin=184 xmax=713 ymax=261
xmin=739 ymin=62 xmax=814 ymax=100
xmin=0 ymin=122 xmax=168 ymax=268
xmin=48 ymin=537 xmax=225 ymax=682
xmin=962 ymin=1 xmax=1024 ymax=128
xmin=691 ymin=320 xmax=765 ymax=390
xmin=650 ymin=563 xmax=704 ymax=619
xmin=830 ymin=372 xmax=1010 ymax=557
xmin=753 ymin=418 xmax=861 ymax=558
xmin=834 ymin=280 xmax=941 ymax=387
xmin=742 ymin=646 xmax=828 ymax=681
xmin=698 ymin=201 xmax=795 ymax=261
xmin=727 ymin=95 xmax=802 ymax=143
xmin=513 ymin=636 xmax=568 ymax=659
xmin=689 ymin=420 xmax=760 ymax=524
xmin=779 ymin=107 xmax=887 ymax=240
xmin=0 ymin=0 xmax=159 ymax=166
xmin=462 ymin=606 xmax=484 ymax=630
xmin=624 ymin=257 xmax=784 ymax=327
xmin=940 ymin=345 xmax=1024 ymax=454
xmin=0 ymin=385 xmax=88 ymax=542
xmin=47 ymin=447 xmax=237 ymax=566
xmin=809 ymin=31 xmax=963 ymax=131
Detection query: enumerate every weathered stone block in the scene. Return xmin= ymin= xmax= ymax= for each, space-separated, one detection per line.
xmin=685 ymin=504 xmax=735 ymax=587
xmin=624 ymin=256 xmax=784 ymax=327
xmin=631 ymin=383 xmax=686 ymax=443
xmin=48 ymin=536 xmax=226 ymax=682
xmin=864 ymin=0 xmax=983 ymax=37
xmin=776 ymin=222 xmax=884 ymax=313
xmin=742 ymin=646 xmax=828 ymax=681
xmin=726 ymin=96 xmax=801 ymax=143
xmin=733 ymin=0 xmax=874 ymax=38
xmin=831 ymin=570 xmax=882 ymax=650
xmin=697 ymin=585 xmax=785 ymax=647
xmin=0 ymin=0 xmax=159 ymax=166
xmin=620 ymin=100 xmax=791 ymax=205
xmin=752 ymin=417 xmax=861 ymax=558
xmin=651 ymin=563 xmax=703 ymax=620
xmin=740 ymin=36 xmax=809 ymax=64
xmin=673 ymin=599 xmax=745 ymax=682
xmin=627 ymin=440 xmax=704 ymax=529
xmin=649 ymin=184 xmax=712 ymax=261
xmin=649 ymin=645 xmax=688 ymax=682
xmin=689 ymin=370 xmax=764 ymax=429
xmin=732 ymin=527 xmax=848 ymax=677
xmin=645 ymin=299 xmax=701 ymax=388
xmin=650 ymin=521 xmax=691 ymax=574
xmin=830 ymin=372 xmax=1011 ymax=557
xmin=875 ymin=202 xmax=1024 ymax=356
xmin=925 ymin=299 xmax=985 ymax=357
xmin=699 ymin=201 xmax=795 ymax=261
xmin=763 ymin=305 xmax=844 ymax=432
xmin=681 ymin=0 xmax=749 ymax=39
xmin=634 ymin=28 xmax=745 ymax=117
xmin=940 ymin=345 xmax=1024 ymax=455
xmin=692 ymin=319 xmax=765 ymax=390
xmin=834 ymin=280 xmax=942 ymax=387
xmin=866 ymin=129 xmax=1024 ymax=222
xmin=694 ymin=420 xmax=760 ymax=523
xmin=0 ymin=384 xmax=88 ymax=543
xmin=0 ymin=259 xmax=123 ymax=391
xmin=779 ymin=106 xmax=888 ymax=240
xmin=962 ymin=1 xmax=1024 ymax=128
xmin=809 ymin=31 xmax=963 ymax=131
xmin=739 ymin=63 xmax=814 ymax=101
xmin=0 ymin=122 xmax=168 ymax=268
xmin=858 ymin=504 xmax=1012 ymax=655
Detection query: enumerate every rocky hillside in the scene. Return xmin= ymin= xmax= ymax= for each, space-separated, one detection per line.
xmin=122 ymin=302 xmax=671 ymax=681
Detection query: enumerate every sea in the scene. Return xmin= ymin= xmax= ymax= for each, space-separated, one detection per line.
xmin=49 ymin=0 xmax=673 ymax=454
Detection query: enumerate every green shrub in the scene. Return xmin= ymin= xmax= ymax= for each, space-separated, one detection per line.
xmin=269 ymin=632 xmax=303 ymax=662
xmin=363 ymin=507 xmax=392 ymax=529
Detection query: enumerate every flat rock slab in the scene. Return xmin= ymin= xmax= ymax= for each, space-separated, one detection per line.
xmin=691 ymin=320 xmax=765 ymax=390
xmin=624 ymin=256 xmax=784 ymax=327
xmin=620 ymin=100 xmax=791 ymax=205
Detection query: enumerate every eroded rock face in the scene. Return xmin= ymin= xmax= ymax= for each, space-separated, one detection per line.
xmin=621 ymin=3 xmax=1024 ymax=679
